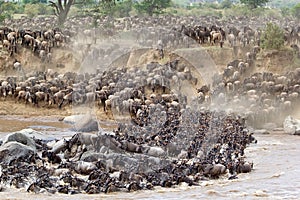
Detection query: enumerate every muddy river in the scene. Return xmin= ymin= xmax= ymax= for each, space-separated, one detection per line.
xmin=0 ymin=116 xmax=299 ymax=199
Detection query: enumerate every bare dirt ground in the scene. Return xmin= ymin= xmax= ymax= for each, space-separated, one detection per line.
xmin=0 ymin=46 xmax=79 ymax=78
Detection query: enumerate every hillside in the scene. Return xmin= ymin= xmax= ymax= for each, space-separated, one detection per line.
xmin=1 ymin=41 xmax=298 ymax=114
xmin=0 ymin=44 xmax=82 ymax=80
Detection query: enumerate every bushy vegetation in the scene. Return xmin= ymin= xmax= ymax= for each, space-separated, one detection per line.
xmin=96 ymin=0 xmax=134 ymax=18
xmin=24 ymin=3 xmax=52 ymax=18
xmin=0 ymin=0 xmax=299 ymax=26
xmin=260 ymin=23 xmax=285 ymax=50
xmin=240 ymin=0 xmax=270 ymax=9
xmin=0 ymin=1 xmax=23 ymax=22
xmin=134 ymin=0 xmax=172 ymax=16
xmin=0 ymin=1 xmax=51 ymax=22
xmin=291 ymin=3 xmax=300 ymax=19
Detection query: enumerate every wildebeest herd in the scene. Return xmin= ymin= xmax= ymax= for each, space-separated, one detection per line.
xmin=0 ymin=14 xmax=300 ymax=194
xmin=1 ymin=14 xmax=300 ymax=56
xmin=0 ymin=25 xmax=67 ymax=62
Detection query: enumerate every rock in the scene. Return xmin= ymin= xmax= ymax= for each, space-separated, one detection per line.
xmin=74 ymin=119 xmax=98 ymax=132
xmin=142 ymin=145 xmax=166 ymax=157
xmin=283 ymin=116 xmax=300 ymax=135
xmin=64 ymin=114 xmax=99 ymax=132
xmin=21 ymin=128 xmax=55 ymax=141
xmin=0 ymin=142 xmax=35 ymax=164
xmin=75 ymin=161 xmax=97 ymax=175
xmin=105 ymin=153 xmax=138 ymax=170
xmin=3 ymin=130 xmax=37 ymax=151
xmin=63 ymin=115 xmax=85 ymax=124
xmin=80 ymin=151 xmax=106 ymax=162
xmin=104 ymin=152 xmax=169 ymax=173
xmin=134 ymin=154 xmax=168 ymax=173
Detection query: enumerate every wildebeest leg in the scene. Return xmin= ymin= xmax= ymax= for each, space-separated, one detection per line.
xmin=159 ymin=49 xmax=164 ymax=59
xmin=58 ymin=99 xmax=65 ymax=109
xmin=152 ymin=85 xmax=155 ymax=93
xmin=68 ymin=99 xmax=72 ymax=107
xmin=220 ymin=41 xmax=224 ymax=48
xmin=101 ymin=99 xmax=106 ymax=111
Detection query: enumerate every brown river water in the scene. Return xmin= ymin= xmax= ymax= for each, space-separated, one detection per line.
xmin=0 ymin=116 xmax=299 ymax=199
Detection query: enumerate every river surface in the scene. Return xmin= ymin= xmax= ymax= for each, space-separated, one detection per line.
xmin=0 ymin=116 xmax=299 ymax=199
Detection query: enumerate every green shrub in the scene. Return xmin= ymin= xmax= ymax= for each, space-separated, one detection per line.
xmin=292 ymin=3 xmax=300 ymax=19
xmin=68 ymin=6 xmax=80 ymax=17
xmin=281 ymin=7 xmax=291 ymax=17
xmin=24 ymin=3 xmax=52 ymax=18
xmin=134 ymin=0 xmax=172 ymax=16
xmin=260 ymin=23 xmax=285 ymax=50
xmin=36 ymin=3 xmax=52 ymax=15
xmin=220 ymin=0 xmax=233 ymax=9
xmin=204 ymin=3 xmax=220 ymax=9
xmin=0 ymin=2 xmax=20 ymax=21
xmin=0 ymin=14 xmax=6 ymax=23
xmin=223 ymin=4 xmax=251 ymax=17
xmin=24 ymin=4 xmax=39 ymax=18
xmin=240 ymin=0 xmax=270 ymax=9
xmin=112 ymin=0 xmax=133 ymax=18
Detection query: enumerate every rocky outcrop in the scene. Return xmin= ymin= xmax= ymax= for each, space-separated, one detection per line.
xmin=283 ymin=116 xmax=300 ymax=135
xmin=63 ymin=114 xmax=99 ymax=132
xmin=0 ymin=142 xmax=35 ymax=164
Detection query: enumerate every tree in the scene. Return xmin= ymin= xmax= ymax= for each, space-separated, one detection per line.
xmin=23 ymin=0 xmax=47 ymax=4
xmin=134 ymin=0 xmax=172 ymax=16
xmin=221 ymin=0 xmax=233 ymax=9
xmin=0 ymin=1 xmax=20 ymax=22
xmin=111 ymin=0 xmax=133 ymax=18
xmin=49 ymin=0 xmax=118 ymax=26
xmin=49 ymin=0 xmax=75 ymax=26
xmin=292 ymin=3 xmax=300 ymax=19
xmin=281 ymin=7 xmax=291 ymax=17
xmin=93 ymin=0 xmax=118 ymax=16
xmin=260 ymin=23 xmax=284 ymax=50
xmin=240 ymin=0 xmax=270 ymax=9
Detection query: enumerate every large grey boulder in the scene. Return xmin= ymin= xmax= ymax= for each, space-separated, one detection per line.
xmin=0 ymin=142 xmax=35 ymax=164
xmin=1 ymin=129 xmax=53 ymax=162
xmin=80 ymin=151 xmax=106 ymax=162
xmin=17 ymin=128 xmax=55 ymax=141
xmin=64 ymin=114 xmax=99 ymax=132
xmin=63 ymin=115 xmax=85 ymax=124
xmin=3 ymin=130 xmax=37 ymax=151
xmin=283 ymin=116 xmax=300 ymax=135
xmin=141 ymin=145 xmax=166 ymax=157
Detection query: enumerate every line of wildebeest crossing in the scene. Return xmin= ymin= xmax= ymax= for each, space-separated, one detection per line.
xmin=0 ymin=15 xmax=300 ymax=194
